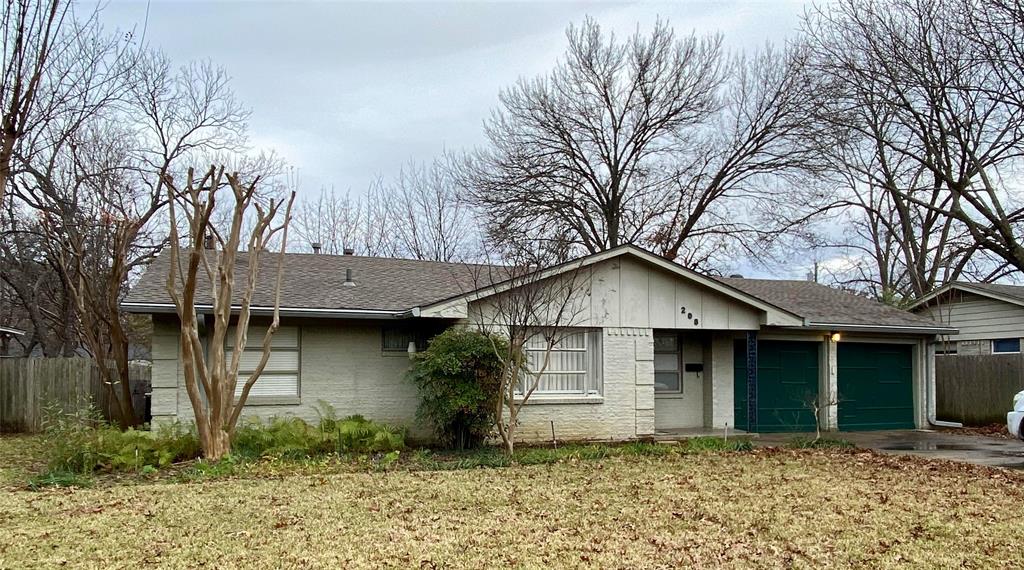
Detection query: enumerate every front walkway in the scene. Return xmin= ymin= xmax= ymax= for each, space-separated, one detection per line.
xmin=753 ymin=430 xmax=1024 ymax=469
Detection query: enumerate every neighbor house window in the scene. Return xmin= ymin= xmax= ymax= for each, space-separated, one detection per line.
xmin=523 ymin=329 xmax=601 ymax=396
xmin=225 ymin=326 xmax=300 ymax=402
xmin=654 ymin=332 xmax=681 ymax=393
xmin=382 ymin=326 xmax=429 ymax=353
xmin=992 ymin=338 xmax=1021 ymax=354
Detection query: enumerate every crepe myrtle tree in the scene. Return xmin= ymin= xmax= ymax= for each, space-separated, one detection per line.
xmin=468 ymin=243 xmax=590 ymax=456
xmin=163 ymin=165 xmax=295 ymax=460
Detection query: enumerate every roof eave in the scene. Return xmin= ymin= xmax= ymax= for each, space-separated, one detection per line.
xmin=120 ymin=302 xmax=413 ymax=320
xmin=787 ymin=321 xmax=959 ymax=335
xmin=909 ymin=282 xmax=1024 ymax=311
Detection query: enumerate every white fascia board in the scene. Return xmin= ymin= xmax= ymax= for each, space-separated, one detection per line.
xmin=793 ymin=322 xmax=959 ymax=335
xmin=120 ymin=302 xmax=408 ymax=320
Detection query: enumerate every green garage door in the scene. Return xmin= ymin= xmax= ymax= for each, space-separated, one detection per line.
xmin=735 ymin=340 xmax=820 ymax=432
xmin=837 ymin=343 xmax=914 ymax=430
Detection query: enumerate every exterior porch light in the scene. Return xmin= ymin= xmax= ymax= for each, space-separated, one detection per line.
xmin=830 ymin=332 xmax=841 ymax=343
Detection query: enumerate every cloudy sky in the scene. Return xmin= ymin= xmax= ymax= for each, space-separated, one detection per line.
xmin=100 ymin=1 xmax=809 ymax=196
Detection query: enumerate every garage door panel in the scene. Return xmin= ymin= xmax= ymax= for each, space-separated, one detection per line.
xmin=838 ymin=343 xmax=913 ymax=431
xmin=735 ymin=340 xmax=820 ymax=432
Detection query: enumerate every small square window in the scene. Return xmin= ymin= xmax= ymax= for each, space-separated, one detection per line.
xmin=993 ymin=338 xmax=1021 ymax=354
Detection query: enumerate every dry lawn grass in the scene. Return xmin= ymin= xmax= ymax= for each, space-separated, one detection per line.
xmin=0 ymin=449 xmax=1021 ymax=569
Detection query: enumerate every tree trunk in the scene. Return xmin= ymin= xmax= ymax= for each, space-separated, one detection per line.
xmin=201 ymin=427 xmax=232 ymax=461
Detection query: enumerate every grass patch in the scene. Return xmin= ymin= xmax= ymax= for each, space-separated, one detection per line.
xmin=0 ymin=452 xmax=1020 ymax=567
xmin=682 ymin=436 xmax=755 ymax=452
xmin=26 ymin=470 xmax=92 ymax=490
xmin=785 ymin=436 xmax=857 ymax=449
xmin=0 ymin=435 xmax=48 ymax=487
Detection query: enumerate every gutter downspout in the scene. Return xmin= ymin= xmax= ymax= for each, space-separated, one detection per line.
xmin=926 ymin=338 xmax=963 ymax=428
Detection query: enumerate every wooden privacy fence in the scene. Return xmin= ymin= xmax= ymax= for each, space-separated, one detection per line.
xmin=936 ymin=354 xmax=1024 ymax=426
xmin=0 ymin=358 xmax=150 ymax=433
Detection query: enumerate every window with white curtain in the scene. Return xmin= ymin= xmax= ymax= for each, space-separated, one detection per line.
xmin=224 ymin=326 xmax=300 ymax=402
xmin=522 ymin=329 xmax=601 ymax=396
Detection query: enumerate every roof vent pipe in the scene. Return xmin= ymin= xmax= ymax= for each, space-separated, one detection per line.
xmin=343 ymin=268 xmax=356 ymax=287
xmin=311 ymin=242 xmax=322 ymax=254
xmin=343 ymin=247 xmax=355 ymax=256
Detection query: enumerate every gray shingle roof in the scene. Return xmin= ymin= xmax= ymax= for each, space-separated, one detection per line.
xmin=718 ymin=277 xmax=949 ymax=330
xmin=125 ymin=248 xmax=947 ymax=330
xmin=124 ymin=251 xmax=500 ymax=312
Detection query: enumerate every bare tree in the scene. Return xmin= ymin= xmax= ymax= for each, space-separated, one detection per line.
xmin=383 ymin=159 xmax=473 ymax=261
xmin=808 ymin=107 xmax=1012 ymax=302
xmin=12 ymin=49 xmax=249 ymax=426
xmin=0 ymin=200 xmax=77 ymax=355
xmin=292 ymin=186 xmax=364 ymax=255
xmin=650 ymin=43 xmax=831 ymax=267
xmin=805 ymin=0 xmax=1024 ymax=277
xmin=461 ymin=19 xmax=721 ymax=257
xmin=468 ymin=244 xmax=590 ymax=455
xmin=0 ymin=0 xmax=67 ymax=205
xmin=163 ymin=165 xmax=294 ymax=460
xmin=460 ymin=19 xmax=827 ymax=270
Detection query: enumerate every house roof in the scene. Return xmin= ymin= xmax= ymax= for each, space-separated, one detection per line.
xmin=909 ymin=281 xmax=1024 ymax=311
xmin=719 ymin=277 xmax=955 ymax=332
xmin=122 ymin=250 xmax=499 ymax=316
xmin=123 ymin=246 xmax=951 ymax=333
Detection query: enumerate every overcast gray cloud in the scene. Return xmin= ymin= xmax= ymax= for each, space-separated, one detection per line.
xmin=100 ymin=1 xmax=807 ymax=198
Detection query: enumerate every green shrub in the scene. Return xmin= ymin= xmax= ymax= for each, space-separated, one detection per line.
xmin=785 ymin=437 xmax=855 ymax=450
xmin=407 ymin=328 xmax=506 ymax=449
xmin=233 ymin=417 xmax=330 ymax=460
xmin=232 ymin=407 xmax=405 ymax=460
xmin=335 ymin=414 xmax=405 ymax=453
xmin=42 ymin=420 xmax=200 ymax=475
xmin=682 ymin=437 xmax=754 ymax=453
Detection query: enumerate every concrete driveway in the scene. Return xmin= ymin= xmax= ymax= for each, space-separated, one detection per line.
xmin=755 ymin=430 xmax=1024 ymax=469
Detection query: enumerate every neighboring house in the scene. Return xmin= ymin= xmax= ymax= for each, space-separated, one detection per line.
xmin=911 ymin=282 xmax=1024 ymax=356
xmin=122 ymin=245 xmax=954 ymax=441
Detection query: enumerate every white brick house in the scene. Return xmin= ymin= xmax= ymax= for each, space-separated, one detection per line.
xmin=125 ymin=245 xmax=954 ymax=441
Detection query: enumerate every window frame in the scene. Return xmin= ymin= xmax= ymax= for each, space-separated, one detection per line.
xmin=381 ymin=325 xmax=429 ymax=355
xmin=520 ymin=329 xmax=602 ymax=400
xmin=653 ymin=331 xmax=683 ymax=395
xmin=992 ymin=338 xmax=1021 ymax=354
xmin=225 ymin=326 xmax=301 ymax=406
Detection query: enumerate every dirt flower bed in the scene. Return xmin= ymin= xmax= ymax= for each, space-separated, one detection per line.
xmin=0 ymin=449 xmax=1021 ymax=569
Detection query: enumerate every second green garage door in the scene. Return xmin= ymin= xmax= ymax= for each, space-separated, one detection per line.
xmin=735 ymin=340 xmax=820 ymax=432
xmin=837 ymin=343 xmax=915 ymax=430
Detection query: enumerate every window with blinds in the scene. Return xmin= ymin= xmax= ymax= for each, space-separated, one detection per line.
xmin=225 ymin=326 xmax=300 ymax=401
xmin=523 ymin=329 xmax=601 ymax=396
